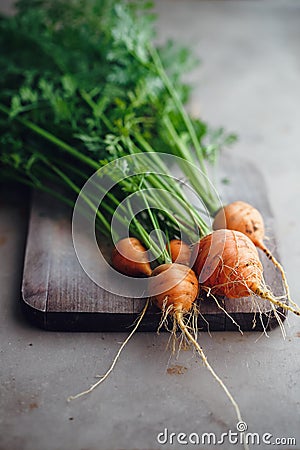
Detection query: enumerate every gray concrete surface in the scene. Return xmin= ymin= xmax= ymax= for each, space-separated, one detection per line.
xmin=1 ymin=1 xmax=300 ymax=450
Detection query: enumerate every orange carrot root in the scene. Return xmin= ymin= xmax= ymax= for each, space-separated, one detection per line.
xmin=213 ymin=201 xmax=299 ymax=313
xmin=149 ymin=263 xmax=198 ymax=312
xmin=213 ymin=201 xmax=265 ymax=245
xmin=111 ymin=237 xmax=152 ymax=277
xmin=192 ymin=229 xmax=300 ymax=317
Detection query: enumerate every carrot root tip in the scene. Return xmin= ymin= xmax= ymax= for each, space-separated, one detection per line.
xmin=255 ymin=287 xmax=300 ymax=317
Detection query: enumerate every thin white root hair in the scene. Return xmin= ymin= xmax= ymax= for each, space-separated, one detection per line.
xmin=157 ymin=300 xmax=173 ymax=334
xmin=67 ymin=299 xmax=149 ymax=402
xmin=251 ymin=310 xmax=257 ymax=330
xmin=192 ymin=303 xmax=199 ymax=341
xmin=207 ymin=289 xmax=244 ymax=335
xmin=197 ymin=290 xmax=213 ymax=338
xmin=270 ymin=303 xmax=286 ymax=340
xmin=252 ymin=296 xmax=269 ymax=340
xmin=198 ymin=310 xmax=212 ymax=338
xmin=176 ymin=330 xmax=185 ymax=358
xmin=260 ymin=243 xmax=300 ymax=314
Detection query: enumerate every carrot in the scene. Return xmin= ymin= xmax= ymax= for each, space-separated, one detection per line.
xmin=149 ymin=262 xmax=246 ymax=439
xmin=111 ymin=237 xmax=152 ymax=277
xmin=192 ymin=229 xmax=300 ymax=316
xmin=213 ymin=201 xmax=264 ymax=247
xmin=150 ymin=263 xmax=198 ymax=312
xmin=167 ymin=239 xmax=191 ymax=266
xmin=212 ymin=201 xmax=298 ymax=312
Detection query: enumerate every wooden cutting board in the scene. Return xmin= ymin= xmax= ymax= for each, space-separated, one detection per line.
xmin=21 ymin=155 xmax=286 ymax=331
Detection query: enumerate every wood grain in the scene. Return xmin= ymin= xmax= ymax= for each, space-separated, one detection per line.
xmin=21 ymin=155 xmax=286 ymax=331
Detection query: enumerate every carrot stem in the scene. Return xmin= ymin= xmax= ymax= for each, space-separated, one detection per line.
xmin=0 ymin=103 xmax=100 ymax=171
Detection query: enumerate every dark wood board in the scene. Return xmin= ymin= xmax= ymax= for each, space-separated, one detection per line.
xmin=21 ymin=155 xmax=286 ymax=331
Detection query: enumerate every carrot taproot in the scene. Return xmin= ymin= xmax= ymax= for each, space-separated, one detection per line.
xmin=192 ymin=229 xmax=300 ymax=316
xmin=111 ymin=237 xmax=152 ymax=277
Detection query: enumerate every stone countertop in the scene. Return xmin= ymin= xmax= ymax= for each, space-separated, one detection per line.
xmin=0 ymin=2 xmax=300 ymax=449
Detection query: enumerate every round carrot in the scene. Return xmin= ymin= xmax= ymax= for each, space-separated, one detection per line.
xmin=111 ymin=237 xmax=152 ymax=277
xmin=150 ymin=263 xmax=198 ymax=312
xmin=192 ymin=229 xmax=300 ymax=316
xmin=213 ymin=201 xmax=264 ymax=247
xmin=213 ymin=201 xmax=298 ymax=311
xmin=167 ymin=239 xmax=191 ymax=266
